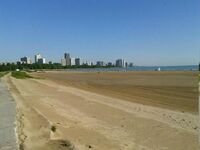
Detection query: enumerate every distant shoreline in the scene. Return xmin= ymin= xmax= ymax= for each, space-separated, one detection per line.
xmin=56 ymin=65 xmax=199 ymax=72
xmin=0 ymin=63 xmax=198 ymax=72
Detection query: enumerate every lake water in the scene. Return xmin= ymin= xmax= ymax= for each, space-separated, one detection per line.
xmin=65 ymin=65 xmax=198 ymax=72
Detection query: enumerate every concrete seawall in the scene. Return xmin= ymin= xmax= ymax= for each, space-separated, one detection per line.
xmin=0 ymin=78 xmax=17 ymax=150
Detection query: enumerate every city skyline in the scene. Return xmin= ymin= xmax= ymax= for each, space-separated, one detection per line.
xmin=0 ymin=50 xmax=199 ymax=67
xmin=0 ymin=0 xmax=199 ymax=66
xmin=16 ymin=52 xmax=132 ymax=68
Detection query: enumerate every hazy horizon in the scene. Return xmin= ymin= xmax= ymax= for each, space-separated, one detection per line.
xmin=0 ymin=0 xmax=199 ymax=66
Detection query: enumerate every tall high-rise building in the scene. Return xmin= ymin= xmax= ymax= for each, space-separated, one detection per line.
xmin=129 ymin=63 xmax=134 ymax=67
xmin=71 ymin=58 xmax=75 ymax=66
xmin=66 ymin=58 xmax=71 ymax=66
xmin=61 ymin=58 xmax=67 ymax=66
xmin=66 ymin=55 xmax=71 ymax=66
xmin=107 ymin=62 xmax=113 ymax=67
xmin=96 ymin=61 xmax=104 ymax=67
xmin=38 ymin=58 xmax=46 ymax=64
xmin=75 ymin=58 xmax=81 ymax=66
xmin=21 ymin=57 xmax=32 ymax=64
xmin=35 ymin=53 xmax=42 ymax=63
xmin=125 ymin=62 xmax=128 ymax=67
xmin=64 ymin=53 xmax=70 ymax=59
xmin=61 ymin=53 xmax=71 ymax=66
xmin=116 ymin=59 xmax=126 ymax=67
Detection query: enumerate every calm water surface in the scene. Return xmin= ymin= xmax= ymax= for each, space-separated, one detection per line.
xmin=65 ymin=65 xmax=198 ymax=72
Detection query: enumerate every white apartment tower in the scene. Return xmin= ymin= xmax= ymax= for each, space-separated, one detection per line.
xmin=71 ymin=58 xmax=75 ymax=66
xmin=35 ymin=53 xmax=42 ymax=63
xmin=61 ymin=58 xmax=67 ymax=66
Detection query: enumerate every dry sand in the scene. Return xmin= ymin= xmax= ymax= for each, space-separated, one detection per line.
xmin=33 ymin=71 xmax=198 ymax=114
xmin=5 ymin=71 xmax=199 ymax=150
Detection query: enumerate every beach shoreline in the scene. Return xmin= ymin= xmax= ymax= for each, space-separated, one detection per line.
xmin=5 ymin=71 xmax=199 ymax=150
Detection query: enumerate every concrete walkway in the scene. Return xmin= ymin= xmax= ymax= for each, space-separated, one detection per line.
xmin=0 ymin=78 xmax=17 ymax=150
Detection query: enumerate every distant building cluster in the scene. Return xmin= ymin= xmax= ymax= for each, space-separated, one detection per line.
xmin=60 ymin=53 xmax=133 ymax=67
xmin=17 ymin=53 xmax=46 ymax=65
xmin=61 ymin=53 xmax=81 ymax=66
xmin=20 ymin=57 xmax=32 ymax=64
xmin=13 ymin=52 xmax=134 ymax=68
xmin=35 ymin=53 xmax=46 ymax=64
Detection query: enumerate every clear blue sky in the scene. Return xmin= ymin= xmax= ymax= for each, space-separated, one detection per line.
xmin=0 ymin=0 xmax=199 ymax=65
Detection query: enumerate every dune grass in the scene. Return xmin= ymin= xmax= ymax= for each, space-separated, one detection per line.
xmin=51 ymin=125 xmax=56 ymax=132
xmin=12 ymin=71 xmax=33 ymax=79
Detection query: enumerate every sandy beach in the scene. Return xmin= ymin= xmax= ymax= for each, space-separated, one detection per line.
xmin=33 ymin=71 xmax=198 ymax=114
xmin=5 ymin=71 xmax=199 ymax=150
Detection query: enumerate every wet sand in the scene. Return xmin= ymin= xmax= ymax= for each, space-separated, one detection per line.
xmin=6 ymin=71 xmax=199 ymax=150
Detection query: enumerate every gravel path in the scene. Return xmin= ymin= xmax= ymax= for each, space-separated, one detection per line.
xmin=0 ymin=78 xmax=17 ymax=150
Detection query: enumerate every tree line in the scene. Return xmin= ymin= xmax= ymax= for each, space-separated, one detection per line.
xmin=0 ymin=63 xmax=114 ymax=72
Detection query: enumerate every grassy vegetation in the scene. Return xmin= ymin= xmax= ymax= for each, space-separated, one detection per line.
xmin=0 ymin=72 xmax=9 ymax=78
xmin=11 ymin=71 xmax=33 ymax=79
xmin=51 ymin=125 xmax=56 ymax=132
xmin=199 ymin=73 xmax=200 ymax=82
xmin=60 ymin=140 xmax=75 ymax=150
